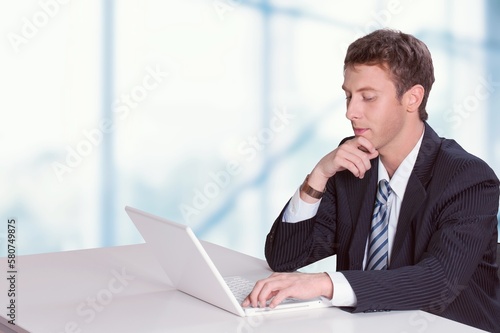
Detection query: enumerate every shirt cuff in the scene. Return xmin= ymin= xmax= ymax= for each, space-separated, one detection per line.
xmin=282 ymin=187 xmax=321 ymax=223
xmin=325 ymin=271 xmax=357 ymax=307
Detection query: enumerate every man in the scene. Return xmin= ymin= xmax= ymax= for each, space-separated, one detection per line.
xmin=242 ymin=29 xmax=500 ymax=332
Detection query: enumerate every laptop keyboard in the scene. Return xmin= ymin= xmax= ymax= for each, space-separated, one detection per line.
xmin=224 ymin=276 xmax=254 ymax=304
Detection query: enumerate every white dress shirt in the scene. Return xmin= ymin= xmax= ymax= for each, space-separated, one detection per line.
xmin=282 ymin=131 xmax=424 ymax=306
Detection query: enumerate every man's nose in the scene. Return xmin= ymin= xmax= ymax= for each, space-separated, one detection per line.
xmin=346 ymin=100 xmax=361 ymax=120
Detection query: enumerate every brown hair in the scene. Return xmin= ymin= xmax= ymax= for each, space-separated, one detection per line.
xmin=344 ymin=29 xmax=435 ymax=121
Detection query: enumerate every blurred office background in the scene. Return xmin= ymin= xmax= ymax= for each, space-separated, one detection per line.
xmin=1 ymin=0 xmax=499 ymax=258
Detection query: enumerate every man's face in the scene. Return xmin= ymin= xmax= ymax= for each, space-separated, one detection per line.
xmin=342 ymin=64 xmax=409 ymax=156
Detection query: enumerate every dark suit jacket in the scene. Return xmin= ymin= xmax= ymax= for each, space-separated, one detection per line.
xmin=265 ymin=123 xmax=500 ymax=332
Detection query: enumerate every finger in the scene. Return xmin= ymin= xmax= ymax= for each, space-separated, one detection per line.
xmin=268 ymin=289 xmax=291 ymax=309
xmin=352 ymin=149 xmax=376 ymax=175
xmin=245 ymin=279 xmax=265 ymax=308
xmin=343 ymin=143 xmax=378 ymax=177
xmin=355 ymin=137 xmax=378 ymax=157
xmin=337 ymin=150 xmax=370 ymax=179
xmin=257 ymin=284 xmax=278 ymax=308
xmin=246 ymin=278 xmax=276 ymax=308
xmin=359 ymin=146 xmax=379 ymax=160
xmin=343 ymin=160 xmax=364 ymax=178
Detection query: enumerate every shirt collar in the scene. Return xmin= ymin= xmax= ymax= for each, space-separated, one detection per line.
xmin=378 ymin=128 xmax=425 ymax=200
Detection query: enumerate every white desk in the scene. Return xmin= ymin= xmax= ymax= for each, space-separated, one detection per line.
xmin=0 ymin=242 xmax=486 ymax=333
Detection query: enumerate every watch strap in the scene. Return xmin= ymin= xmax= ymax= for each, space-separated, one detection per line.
xmin=301 ymin=174 xmax=325 ymax=199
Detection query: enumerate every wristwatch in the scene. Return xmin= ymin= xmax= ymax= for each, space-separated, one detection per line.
xmin=300 ymin=174 xmax=325 ymax=199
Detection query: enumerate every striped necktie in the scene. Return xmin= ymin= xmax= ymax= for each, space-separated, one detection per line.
xmin=366 ymin=179 xmax=392 ymax=270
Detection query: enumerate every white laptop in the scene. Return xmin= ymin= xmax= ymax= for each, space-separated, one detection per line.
xmin=125 ymin=206 xmax=332 ymax=317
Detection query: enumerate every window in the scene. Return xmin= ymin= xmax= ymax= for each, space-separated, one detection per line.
xmin=2 ymin=0 xmax=498 ymax=256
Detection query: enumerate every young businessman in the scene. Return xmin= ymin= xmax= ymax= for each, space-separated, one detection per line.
xmin=243 ymin=29 xmax=500 ymax=332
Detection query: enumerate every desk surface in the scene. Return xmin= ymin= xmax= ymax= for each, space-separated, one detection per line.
xmin=0 ymin=242 xmax=486 ymax=333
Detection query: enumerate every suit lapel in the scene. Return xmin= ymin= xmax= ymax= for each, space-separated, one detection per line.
xmin=390 ymin=123 xmax=442 ymax=265
xmin=346 ymin=159 xmax=379 ymax=270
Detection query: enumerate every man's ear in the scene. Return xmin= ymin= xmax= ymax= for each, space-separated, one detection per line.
xmin=406 ymin=84 xmax=425 ymax=113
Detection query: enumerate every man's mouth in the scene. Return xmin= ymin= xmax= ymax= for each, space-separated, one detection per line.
xmin=353 ymin=128 xmax=368 ymax=136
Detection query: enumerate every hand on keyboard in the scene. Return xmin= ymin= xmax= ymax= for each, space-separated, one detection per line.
xmin=241 ymin=272 xmax=333 ymax=309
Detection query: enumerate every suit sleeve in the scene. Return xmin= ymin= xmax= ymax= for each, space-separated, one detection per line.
xmin=265 ymin=177 xmax=339 ymax=272
xmin=265 ymin=136 xmax=355 ymax=271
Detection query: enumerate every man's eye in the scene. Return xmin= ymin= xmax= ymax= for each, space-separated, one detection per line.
xmin=363 ymin=96 xmax=375 ymax=101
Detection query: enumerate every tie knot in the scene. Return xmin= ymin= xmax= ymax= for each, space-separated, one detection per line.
xmin=377 ymin=179 xmax=392 ymax=204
